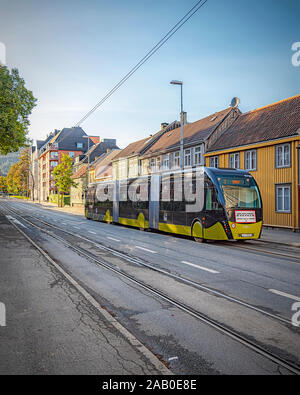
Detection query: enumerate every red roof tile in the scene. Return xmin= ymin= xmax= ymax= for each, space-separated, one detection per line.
xmin=207 ymin=95 xmax=300 ymax=152
xmin=112 ymin=128 xmax=168 ymax=161
xmin=142 ymin=108 xmax=232 ymax=156
xmin=72 ymin=164 xmax=88 ymax=179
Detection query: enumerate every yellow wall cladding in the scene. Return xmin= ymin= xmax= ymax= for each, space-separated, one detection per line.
xmin=205 ymin=138 xmax=300 ymax=230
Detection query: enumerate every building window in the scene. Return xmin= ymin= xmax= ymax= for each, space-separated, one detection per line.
xmin=51 ymin=151 xmax=58 ymax=158
xmin=128 ymin=158 xmax=137 ymax=177
xmin=209 ymin=156 xmax=219 ymax=168
xmin=50 ymin=161 xmax=58 ymax=168
xmin=245 ymin=150 xmax=257 ymax=171
xmin=229 ymin=152 xmax=240 ymax=169
xmin=119 ymin=159 xmax=127 ymax=179
xmin=149 ymin=158 xmax=155 ymax=172
xmin=69 ymin=152 xmax=75 ymax=158
xmin=184 ymin=149 xmax=191 ymax=167
xmin=173 ymin=151 xmax=180 ymax=168
xmin=275 ymin=143 xmax=291 ymax=168
xmin=194 ymin=146 xmax=202 ymax=166
xmin=76 ymin=142 xmax=83 ymax=149
xmin=141 ymin=160 xmax=148 ymax=174
xmin=162 ymin=154 xmax=169 ymax=170
xmin=156 ymin=156 xmax=161 ymax=171
xmin=275 ymin=184 xmax=291 ymax=213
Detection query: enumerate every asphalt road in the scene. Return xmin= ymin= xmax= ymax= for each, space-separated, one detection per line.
xmin=1 ymin=198 xmax=300 ymax=375
xmin=6 ymin=199 xmax=299 ymax=319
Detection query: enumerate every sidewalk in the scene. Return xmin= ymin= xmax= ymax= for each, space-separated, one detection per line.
xmin=15 ymin=198 xmax=85 ymax=216
xmin=0 ymin=212 xmax=169 ymax=374
xmin=260 ymin=227 xmax=300 ymax=248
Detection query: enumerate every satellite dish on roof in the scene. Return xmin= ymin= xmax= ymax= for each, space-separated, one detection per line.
xmin=231 ymin=97 xmax=240 ymax=108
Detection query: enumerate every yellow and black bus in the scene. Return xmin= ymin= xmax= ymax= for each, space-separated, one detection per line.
xmin=85 ymin=167 xmax=262 ymax=242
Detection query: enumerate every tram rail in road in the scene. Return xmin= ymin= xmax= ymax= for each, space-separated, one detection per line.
xmin=0 ymin=201 xmax=296 ymax=325
xmin=1 ymin=201 xmax=300 ymax=375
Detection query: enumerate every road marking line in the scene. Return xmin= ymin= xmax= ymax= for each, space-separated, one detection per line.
xmin=6 ymin=215 xmax=28 ymax=229
xmin=269 ymin=289 xmax=300 ymax=302
xmin=88 ymin=231 xmax=96 ymax=234
xmin=135 ymin=246 xmax=157 ymax=254
xmin=107 ymin=237 xmax=120 ymax=242
xmin=181 ymin=261 xmax=219 ymax=274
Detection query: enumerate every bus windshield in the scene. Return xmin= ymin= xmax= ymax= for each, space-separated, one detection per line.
xmin=217 ymin=175 xmax=261 ymax=209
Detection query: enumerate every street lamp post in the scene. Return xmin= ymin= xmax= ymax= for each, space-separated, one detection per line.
xmin=170 ymin=80 xmax=184 ymax=170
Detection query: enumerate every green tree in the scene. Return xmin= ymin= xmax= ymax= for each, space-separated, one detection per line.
xmin=5 ymin=147 xmax=32 ymax=196
xmin=0 ymin=175 xmax=7 ymax=193
xmin=6 ymin=162 xmax=23 ymax=194
xmin=53 ymin=154 xmax=77 ymax=206
xmin=18 ymin=147 xmax=34 ymax=198
xmin=0 ymin=65 xmax=37 ymax=155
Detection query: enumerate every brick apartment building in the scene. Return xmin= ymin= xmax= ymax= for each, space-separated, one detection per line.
xmin=34 ymin=127 xmax=99 ymax=202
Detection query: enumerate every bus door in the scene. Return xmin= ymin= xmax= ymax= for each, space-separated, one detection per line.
xmin=159 ymin=174 xmax=173 ymax=227
xmin=149 ymin=174 xmax=160 ymax=229
xmin=173 ymin=172 xmax=187 ymax=231
xmin=113 ymin=180 xmax=119 ymax=223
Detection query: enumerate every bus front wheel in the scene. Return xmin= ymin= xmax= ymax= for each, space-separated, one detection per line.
xmin=192 ymin=221 xmax=206 ymax=243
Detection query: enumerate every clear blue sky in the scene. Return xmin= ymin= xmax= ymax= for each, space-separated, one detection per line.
xmin=0 ymin=0 xmax=299 ymax=148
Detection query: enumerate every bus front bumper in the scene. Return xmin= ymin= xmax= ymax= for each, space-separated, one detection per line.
xmin=228 ymin=221 xmax=262 ymax=240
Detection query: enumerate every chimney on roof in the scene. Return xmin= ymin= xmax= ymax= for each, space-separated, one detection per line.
xmin=180 ymin=112 xmax=187 ymax=125
xmin=161 ymin=122 xmax=169 ymax=130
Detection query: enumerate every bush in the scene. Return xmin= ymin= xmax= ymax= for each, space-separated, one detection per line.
xmin=11 ymin=195 xmax=29 ymax=200
xmin=49 ymin=194 xmax=70 ymax=206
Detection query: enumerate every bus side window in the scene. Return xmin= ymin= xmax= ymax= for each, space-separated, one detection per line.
xmin=206 ymin=188 xmax=212 ymax=210
xmin=160 ymin=175 xmax=173 ymax=211
xmin=206 ymin=188 xmax=222 ymax=211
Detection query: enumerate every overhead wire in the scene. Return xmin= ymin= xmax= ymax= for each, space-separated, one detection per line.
xmin=46 ymin=0 xmax=208 ymax=148
xmin=74 ymin=0 xmax=208 ymax=127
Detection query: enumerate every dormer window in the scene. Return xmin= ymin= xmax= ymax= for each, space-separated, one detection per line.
xmin=76 ymin=142 xmax=83 ymax=149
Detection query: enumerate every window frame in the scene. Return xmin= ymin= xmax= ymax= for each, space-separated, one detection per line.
xmin=162 ymin=154 xmax=170 ymax=171
xmin=184 ymin=148 xmax=191 ymax=167
xmin=275 ymin=143 xmax=291 ymax=168
xmin=149 ymin=158 xmax=155 ymax=172
xmin=229 ymin=152 xmax=240 ymax=169
xmin=156 ymin=156 xmax=161 ymax=172
xmin=209 ymin=156 xmax=219 ymax=168
xmin=51 ymin=151 xmax=58 ymax=158
xmin=50 ymin=161 xmax=58 ymax=168
xmin=173 ymin=151 xmax=180 ymax=169
xmin=194 ymin=145 xmax=203 ymax=166
xmin=244 ymin=149 xmax=257 ymax=171
xmin=275 ymin=183 xmax=291 ymax=213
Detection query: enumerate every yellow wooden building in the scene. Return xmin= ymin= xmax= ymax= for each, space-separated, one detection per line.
xmin=205 ymin=95 xmax=300 ymax=231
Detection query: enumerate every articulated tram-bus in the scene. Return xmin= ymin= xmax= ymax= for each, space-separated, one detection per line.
xmin=85 ymin=167 xmax=262 ymax=242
